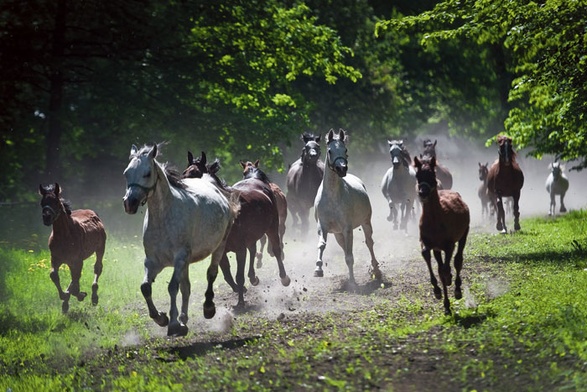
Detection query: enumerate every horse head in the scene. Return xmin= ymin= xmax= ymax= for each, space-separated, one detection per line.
xmin=39 ymin=183 xmax=70 ymax=225
xmin=422 ymin=139 xmax=437 ymax=159
xmin=240 ymin=159 xmax=270 ymax=184
xmin=478 ymin=162 xmax=489 ymax=181
xmin=389 ymin=140 xmax=411 ymax=168
xmin=326 ymin=128 xmax=348 ymax=177
xmin=183 ymin=151 xmax=208 ymax=179
xmin=497 ymin=136 xmax=516 ymax=166
xmin=414 ymin=156 xmax=437 ymax=202
xmin=123 ymin=143 xmax=159 ymax=214
xmin=550 ymin=161 xmax=562 ymax=179
xmin=300 ymin=132 xmax=322 ymax=166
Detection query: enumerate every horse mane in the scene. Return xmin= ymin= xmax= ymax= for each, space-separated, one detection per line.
xmin=162 ymin=163 xmax=187 ymax=190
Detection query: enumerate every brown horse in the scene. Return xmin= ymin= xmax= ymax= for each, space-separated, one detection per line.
xmin=221 ymin=163 xmax=291 ymax=308
xmin=486 ymin=135 xmax=524 ymax=233
xmin=477 ymin=162 xmax=492 ymax=217
xmin=414 ymin=157 xmax=470 ymax=315
xmin=39 ymin=183 xmax=106 ymax=313
xmin=286 ymin=132 xmax=325 ymax=235
xmin=421 ymin=139 xmax=453 ymax=189
xmin=241 ymin=159 xmax=288 ymax=268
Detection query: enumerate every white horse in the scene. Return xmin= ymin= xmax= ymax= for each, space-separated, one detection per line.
xmin=380 ymin=140 xmax=417 ymax=232
xmin=314 ymin=129 xmax=382 ymax=284
xmin=546 ymin=161 xmax=569 ymax=216
xmin=123 ymin=143 xmax=238 ymax=336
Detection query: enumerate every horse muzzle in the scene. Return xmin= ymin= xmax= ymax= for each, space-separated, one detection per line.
xmin=123 ymin=188 xmax=145 ymax=214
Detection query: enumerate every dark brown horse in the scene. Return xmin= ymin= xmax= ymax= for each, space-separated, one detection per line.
xmin=221 ymin=163 xmax=291 ymax=308
xmin=414 ymin=157 xmax=470 ymax=315
xmin=39 ymin=183 xmax=106 ymax=313
xmin=286 ymin=132 xmax=325 ymax=235
xmin=486 ymin=135 xmax=524 ymax=233
xmin=421 ymin=139 xmax=453 ymax=189
xmin=477 ymin=162 xmax=492 ymax=217
xmin=241 ymin=159 xmax=287 ymax=268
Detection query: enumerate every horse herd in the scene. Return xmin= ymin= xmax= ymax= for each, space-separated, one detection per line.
xmin=38 ymin=131 xmax=571 ymax=335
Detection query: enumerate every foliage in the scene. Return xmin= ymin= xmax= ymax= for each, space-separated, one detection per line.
xmin=377 ymin=0 xmax=587 ymax=170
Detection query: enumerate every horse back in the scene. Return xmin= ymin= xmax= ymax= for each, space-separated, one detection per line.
xmin=419 ymin=191 xmax=469 ymax=247
xmin=487 ymin=161 xmax=524 ymax=196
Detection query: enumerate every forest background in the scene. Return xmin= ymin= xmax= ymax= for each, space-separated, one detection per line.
xmin=1 ymin=0 xmax=585 ymax=202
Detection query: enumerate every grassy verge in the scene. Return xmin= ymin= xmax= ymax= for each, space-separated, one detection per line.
xmin=1 ymin=210 xmax=587 ymax=391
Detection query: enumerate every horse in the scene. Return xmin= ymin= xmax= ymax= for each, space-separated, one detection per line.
xmin=486 ymin=135 xmax=524 ymax=233
xmin=241 ymin=159 xmax=288 ymax=268
xmin=286 ymin=132 xmax=325 ymax=236
xmin=314 ymin=129 xmax=382 ymax=284
xmin=123 ymin=143 xmax=238 ymax=336
xmin=546 ymin=161 xmax=569 ymax=216
xmin=477 ymin=162 xmax=492 ymax=217
xmin=219 ymin=161 xmax=291 ymax=308
xmin=421 ymin=139 xmax=453 ymax=189
xmin=39 ymin=183 xmax=106 ymax=313
xmin=413 ymin=156 xmax=470 ymax=315
xmin=380 ymin=140 xmax=417 ymax=232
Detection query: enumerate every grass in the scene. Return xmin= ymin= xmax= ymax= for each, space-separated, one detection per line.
xmin=1 ymin=205 xmax=587 ymax=390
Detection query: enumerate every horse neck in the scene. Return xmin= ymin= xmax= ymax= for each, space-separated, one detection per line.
xmin=322 ymin=164 xmax=345 ymax=195
xmin=420 ymin=187 xmax=442 ymax=216
xmin=50 ymin=206 xmax=75 ymax=237
xmin=147 ymin=162 xmax=174 ymax=217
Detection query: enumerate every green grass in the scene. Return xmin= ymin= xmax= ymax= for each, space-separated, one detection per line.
xmin=1 ymin=208 xmax=587 ymax=390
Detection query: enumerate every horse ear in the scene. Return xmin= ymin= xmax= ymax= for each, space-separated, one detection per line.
xmin=130 ymin=144 xmax=138 ymax=157
xmin=434 ymin=140 xmax=437 ymax=147
xmin=54 ymin=183 xmax=61 ymax=196
xmin=254 ymin=159 xmax=260 ymax=167
xmin=327 ymin=129 xmax=335 ymax=142
xmin=187 ymin=151 xmax=194 ymax=165
xmin=38 ymin=184 xmax=45 ymax=195
xmin=315 ymin=134 xmax=321 ymax=143
xmin=201 ymin=151 xmax=207 ymax=165
xmin=338 ymin=128 xmax=346 ymax=141
xmin=149 ymin=143 xmax=158 ymax=158
xmin=239 ymin=160 xmax=246 ymax=168
xmin=414 ymin=156 xmax=421 ymax=169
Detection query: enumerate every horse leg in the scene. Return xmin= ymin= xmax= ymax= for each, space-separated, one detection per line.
xmin=314 ymin=225 xmax=328 ymax=278
xmin=334 ymin=230 xmax=356 ymax=285
xmin=454 ymin=227 xmax=468 ymax=301
xmin=433 ymin=249 xmax=452 ymax=315
xmin=422 ymin=246 xmax=441 ymax=299
xmin=166 ymin=253 xmax=189 ymax=336
xmin=256 ymin=235 xmax=267 ymax=268
xmin=220 ymin=253 xmax=239 ymax=293
xmin=267 ymin=228 xmax=291 ymax=286
xmin=140 ymin=261 xmax=169 ymax=327
xmin=560 ymin=192 xmax=567 ymax=213
xmin=91 ymin=246 xmax=104 ymax=306
xmin=50 ymin=260 xmax=70 ymax=313
xmin=234 ymin=248 xmax=247 ymax=309
xmin=513 ymin=192 xmax=521 ymax=231
xmin=67 ymin=261 xmax=87 ymax=302
xmin=248 ymin=244 xmax=260 ymax=287
xmin=204 ymin=235 xmax=229 ymax=319
xmin=495 ymin=194 xmax=507 ymax=233
xmin=178 ymin=266 xmax=190 ymax=326
xmin=362 ymin=222 xmax=382 ymax=280
xmin=549 ymin=191 xmax=555 ymax=216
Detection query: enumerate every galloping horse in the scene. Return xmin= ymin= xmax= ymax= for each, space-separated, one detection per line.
xmin=123 ymin=144 xmax=238 ymax=336
xmin=314 ymin=129 xmax=382 ymax=284
xmin=421 ymin=139 xmax=453 ymax=189
xmin=380 ymin=140 xmax=417 ymax=232
xmin=286 ymin=132 xmax=325 ymax=235
xmin=477 ymin=162 xmax=492 ymax=217
xmin=414 ymin=156 xmax=470 ymax=315
xmin=546 ymin=161 xmax=569 ymax=216
xmin=486 ymin=135 xmax=524 ymax=233
xmin=220 ymin=161 xmax=291 ymax=308
xmin=39 ymin=183 xmax=106 ymax=313
xmin=241 ymin=159 xmax=288 ymax=268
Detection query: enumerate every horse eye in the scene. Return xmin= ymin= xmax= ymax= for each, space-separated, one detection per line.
xmin=143 ymin=172 xmax=151 ymax=178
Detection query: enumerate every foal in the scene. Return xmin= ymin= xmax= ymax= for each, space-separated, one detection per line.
xmin=414 ymin=157 xmax=470 ymax=315
xmin=39 ymin=183 xmax=106 ymax=313
xmin=546 ymin=161 xmax=569 ymax=216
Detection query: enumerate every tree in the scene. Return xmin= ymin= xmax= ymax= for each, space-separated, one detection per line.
xmin=377 ymin=0 xmax=587 ymax=170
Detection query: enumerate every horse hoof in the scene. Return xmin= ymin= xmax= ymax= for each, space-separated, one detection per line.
xmin=154 ymin=312 xmax=169 ymax=327
xmin=444 ymin=307 xmax=452 ymax=316
xmin=91 ymin=294 xmax=99 ymax=306
xmin=61 ymin=301 xmax=69 ymax=313
xmin=455 ymin=288 xmax=462 ymax=300
xmin=314 ymin=269 xmax=324 ymax=278
xmin=250 ymin=276 xmax=260 ymax=286
xmin=77 ymin=292 xmax=87 ymax=302
xmin=167 ymin=323 xmax=188 ymax=337
xmin=371 ymin=269 xmax=382 ymax=281
xmin=281 ymin=276 xmax=291 ymax=286
xmin=433 ymin=287 xmax=442 ymax=300
xmin=514 ymin=223 xmax=521 ymax=231
xmin=496 ymin=222 xmax=503 ymax=231
xmin=203 ymin=302 xmax=216 ymax=319
xmin=561 ymin=207 xmax=567 ymax=213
